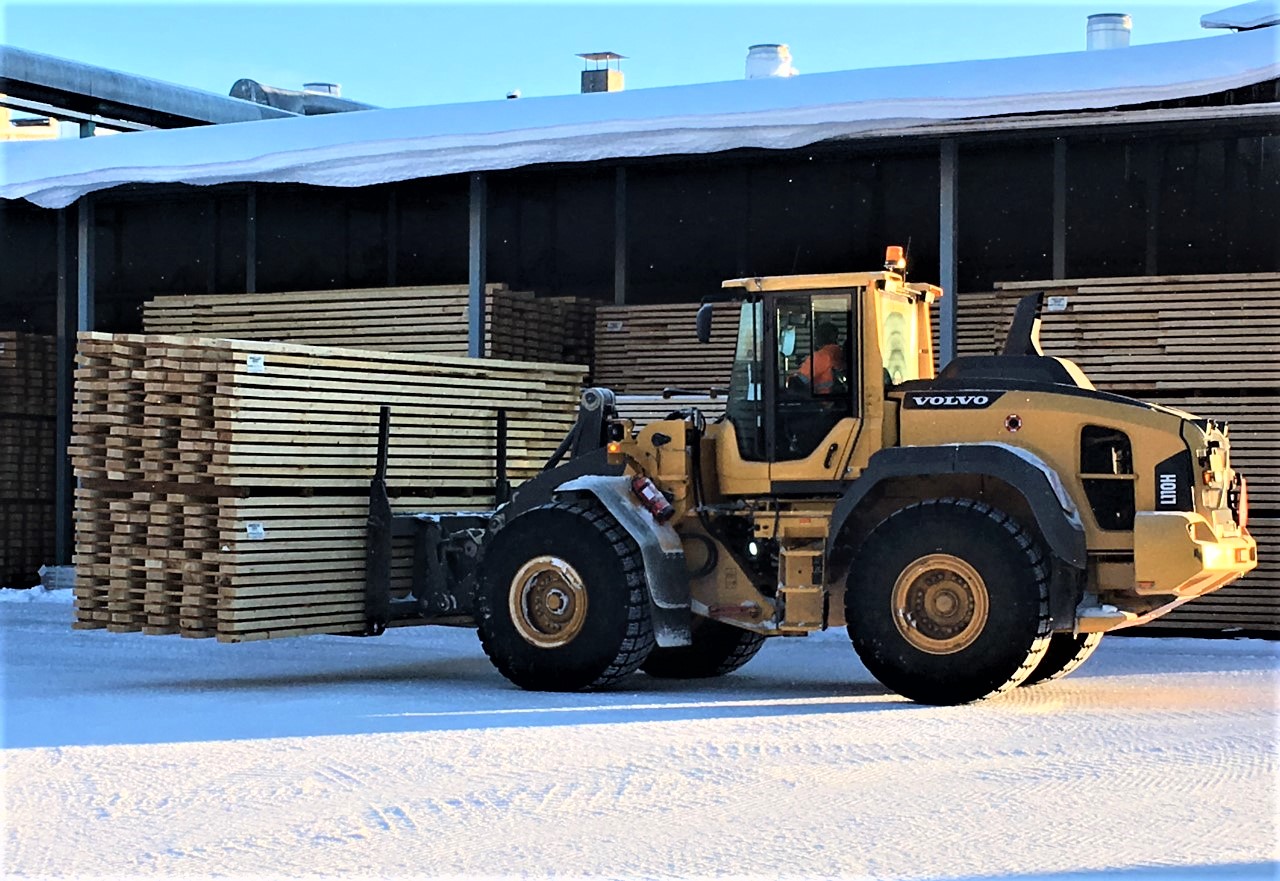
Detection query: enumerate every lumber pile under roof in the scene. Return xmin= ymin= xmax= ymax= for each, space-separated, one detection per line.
xmin=142 ymin=284 xmax=598 ymax=368
xmin=486 ymin=290 xmax=597 ymax=368
xmin=958 ymin=272 xmax=1280 ymax=635
xmin=593 ymin=303 xmax=738 ymax=395
xmin=0 ymin=332 xmax=57 ymax=587
xmin=71 ymin=332 xmax=584 ymax=641
xmin=614 ymin=395 xmax=727 ymax=428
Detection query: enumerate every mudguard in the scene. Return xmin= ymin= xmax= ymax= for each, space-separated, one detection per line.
xmin=554 ymin=475 xmax=693 ymax=648
xmin=831 ymin=442 xmax=1085 ymax=567
xmin=830 ymin=443 xmax=1087 ymax=629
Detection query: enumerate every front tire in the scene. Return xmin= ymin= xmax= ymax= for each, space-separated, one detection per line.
xmin=641 ymin=619 xmax=765 ymax=679
xmin=477 ymin=500 xmax=654 ymax=691
xmin=1022 ymin=633 xmax=1103 ymax=686
xmin=845 ymin=498 xmax=1052 ymax=706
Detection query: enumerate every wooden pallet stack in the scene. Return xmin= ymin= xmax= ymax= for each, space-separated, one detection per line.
xmin=0 ymin=332 xmax=57 ymax=587
xmin=957 ymin=273 xmax=1280 ymax=633
xmin=593 ymin=303 xmax=738 ymax=395
xmin=143 ymin=285 xmax=597 ymax=368
xmin=72 ymin=332 xmax=584 ymax=641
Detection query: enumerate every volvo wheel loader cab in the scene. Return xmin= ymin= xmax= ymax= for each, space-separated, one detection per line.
xmin=367 ymin=247 xmax=1257 ymax=705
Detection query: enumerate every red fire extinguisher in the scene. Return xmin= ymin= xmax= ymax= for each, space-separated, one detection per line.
xmin=630 ymin=475 xmax=675 ymax=523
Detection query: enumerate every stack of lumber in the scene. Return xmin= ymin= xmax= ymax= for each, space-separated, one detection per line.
xmin=143 ymin=285 xmax=478 ymax=355
xmin=0 ymin=332 xmax=57 ymax=587
xmin=593 ymin=303 xmax=738 ymax=394
xmin=143 ymin=285 xmax=597 ymax=368
xmin=980 ymin=274 xmax=1280 ymax=391
xmin=614 ymin=395 xmax=728 ymax=427
xmin=486 ymin=291 xmax=597 ymax=367
xmin=71 ymin=332 xmax=584 ymax=641
xmin=956 ymin=273 xmax=1280 ymax=634
xmin=930 ymin=292 xmax=1003 ymax=371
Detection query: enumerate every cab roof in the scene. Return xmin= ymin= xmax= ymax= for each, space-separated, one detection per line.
xmin=722 ymin=272 xmax=942 ymax=302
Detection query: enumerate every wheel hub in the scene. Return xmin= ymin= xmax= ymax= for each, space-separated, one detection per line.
xmin=891 ymin=553 xmax=990 ymax=655
xmin=509 ymin=556 xmax=588 ymax=649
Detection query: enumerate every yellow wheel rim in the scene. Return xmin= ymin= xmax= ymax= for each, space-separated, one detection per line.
xmin=891 ymin=553 xmax=989 ymax=655
xmin=509 ymin=556 xmax=588 ymax=649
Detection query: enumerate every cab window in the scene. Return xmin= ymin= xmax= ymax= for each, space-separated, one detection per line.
xmin=774 ymin=293 xmax=855 ymax=461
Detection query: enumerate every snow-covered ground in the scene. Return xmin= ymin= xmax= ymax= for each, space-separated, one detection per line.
xmin=2 ymin=596 xmax=1276 ymax=880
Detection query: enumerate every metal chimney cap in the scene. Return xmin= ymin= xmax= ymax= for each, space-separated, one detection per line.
xmin=577 ymin=52 xmax=626 ymax=67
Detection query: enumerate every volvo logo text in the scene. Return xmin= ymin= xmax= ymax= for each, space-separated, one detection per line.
xmin=904 ymin=393 xmax=999 ymax=410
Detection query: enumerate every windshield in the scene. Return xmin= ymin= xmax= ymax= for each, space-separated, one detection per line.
xmin=877 ymin=288 xmax=921 ymax=385
xmin=725 ymin=302 xmax=765 ymax=460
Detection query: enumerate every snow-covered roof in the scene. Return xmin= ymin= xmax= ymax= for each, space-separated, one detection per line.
xmin=1201 ymin=0 xmax=1280 ymax=29
xmin=2 ymin=29 xmax=1278 ymax=209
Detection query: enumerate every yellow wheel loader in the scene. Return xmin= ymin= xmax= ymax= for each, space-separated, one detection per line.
xmin=365 ymin=248 xmax=1257 ymax=705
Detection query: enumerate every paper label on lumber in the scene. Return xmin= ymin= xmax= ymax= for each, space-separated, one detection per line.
xmin=246 ymin=355 xmax=266 ymax=374
xmin=245 ymin=522 xmax=266 ymax=540
xmin=606 ymin=321 xmax=624 ymax=332
xmin=1046 ymin=296 xmax=1069 ymax=312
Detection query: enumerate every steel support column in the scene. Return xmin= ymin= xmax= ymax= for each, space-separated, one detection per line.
xmin=386 ymin=189 xmax=398 ymax=286
xmin=1144 ymin=143 xmax=1163 ymax=275
xmin=53 ymin=209 xmax=75 ymax=565
xmin=76 ymin=196 xmax=95 ymax=331
xmin=53 ymin=196 xmax=95 ymax=566
xmin=468 ymin=172 xmax=488 ymax=358
xmin=1052 ymin=139 xmax=1067 ymax=280
xmin=614 ymin=167 xmax=627 ymax=306
xmin=938 ymin=140 xmax=959 ymax=368
xmin=245 ymin=187 xmax=257 ymax=293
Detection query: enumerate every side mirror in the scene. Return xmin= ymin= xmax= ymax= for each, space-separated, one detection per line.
xmin=695 ymin=302 xmax=713 ymax=344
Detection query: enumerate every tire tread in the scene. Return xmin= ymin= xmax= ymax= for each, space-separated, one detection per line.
xmin=476 ymin=499 xmax=655 ymax=691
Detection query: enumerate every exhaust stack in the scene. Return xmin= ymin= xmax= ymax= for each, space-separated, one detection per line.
xmin=746 ymin=43 xmax=797 ymax=78
xmin=1086 ymin=13 xmax=1132 ymax=50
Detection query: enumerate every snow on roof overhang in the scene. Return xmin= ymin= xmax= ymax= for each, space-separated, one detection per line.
xmin=1201 ymin=0 xmax=1280 ymax=30
xmin=2 ymin=28 xmax=1278 ymax=209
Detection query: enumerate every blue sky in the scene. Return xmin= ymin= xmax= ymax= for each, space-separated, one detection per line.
xmin=3 ymin=2 xmax=1225 ymax=109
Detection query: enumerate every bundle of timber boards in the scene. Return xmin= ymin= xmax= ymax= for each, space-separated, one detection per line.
xmin=593 ymin=303 xmax=738 ymax=395
xmin=959 ymin=272 xmax=1280 ymax=634
xmin=143 ymin=284 xmax=598 ymax=367
xmin=0 ymin=332 xmax=57 ymax=587
xmin=143 ymin=285 xmax=481 ymax=355
xmin=486 ymin=291 xmax=597 ymax=368
xmin=71 ymin=332 xmax=584 ymax=641
xmin=614 ymin=395 xmax=727 ymax=427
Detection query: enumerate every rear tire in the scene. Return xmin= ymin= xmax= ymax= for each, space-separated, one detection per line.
xmin=845 ymin=498 xmax=1052 ymax=706
xmin=477 ymin=500 xmax=654 ymax=691
xmin=641 ymin=619 xmax=765 ymax=679
xmin=1022 ymin=633 xmax=1103 ymax=686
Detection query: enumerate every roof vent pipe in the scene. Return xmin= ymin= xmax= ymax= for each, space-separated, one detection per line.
xmin=1086 ymin=13 xmax=1132 ymax=49
xmin=303 ymin=82 xmax=341 ymax=97
xmin=746 ymin=43 xmax=797 ymax=79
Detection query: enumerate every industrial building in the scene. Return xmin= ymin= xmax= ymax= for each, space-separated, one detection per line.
xmin=0 ymin=6 xmax=1277 ymax=631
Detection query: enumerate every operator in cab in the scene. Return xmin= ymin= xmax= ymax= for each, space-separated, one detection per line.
xmin=792 ymin=321 xmax=845 ymax=395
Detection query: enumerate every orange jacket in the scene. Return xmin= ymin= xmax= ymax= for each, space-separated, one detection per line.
xmin=795 ymin=343 xmax=845 ymax=394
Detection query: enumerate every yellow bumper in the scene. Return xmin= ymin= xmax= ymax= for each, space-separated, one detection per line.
xmin=1133 ymin=511 xmax=1258 ymax=598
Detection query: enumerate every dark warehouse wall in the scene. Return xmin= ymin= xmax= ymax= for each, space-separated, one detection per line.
xmin=2 ymin=127 xmax=1278 ymax=336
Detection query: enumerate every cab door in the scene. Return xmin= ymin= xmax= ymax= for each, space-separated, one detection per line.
xmin=767 ymin=291 xmax=862 ymax=485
